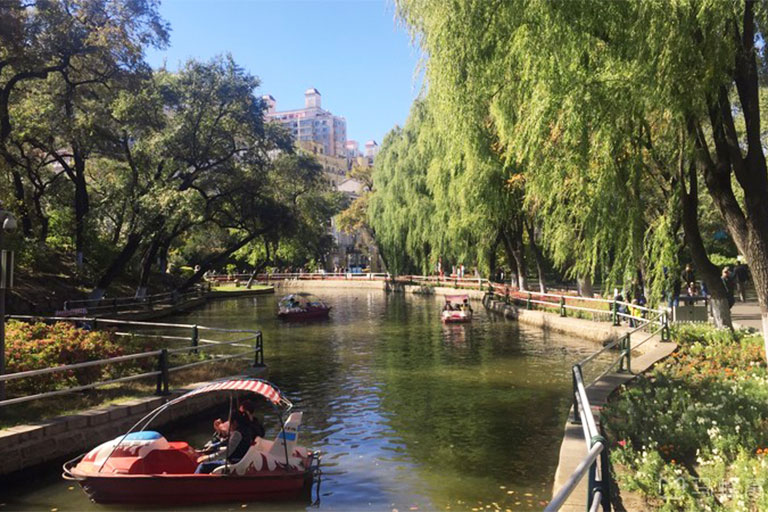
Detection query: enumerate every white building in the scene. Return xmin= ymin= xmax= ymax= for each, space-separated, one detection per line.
xmin=263 ymin=88 xmax=347 ymax=157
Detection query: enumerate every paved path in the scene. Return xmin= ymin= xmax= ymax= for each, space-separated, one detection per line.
xmin=731 ymin=299 xmax=764 ymax=332
xmin=552 ymin=331 xmax=677 ymax=511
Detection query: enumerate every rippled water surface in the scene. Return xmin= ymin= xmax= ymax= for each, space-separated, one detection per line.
xmin=1 ymin=289 xmax=611 ymax=511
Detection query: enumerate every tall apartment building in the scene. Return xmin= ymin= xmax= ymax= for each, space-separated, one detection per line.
xmin=263 ymin=88 xmax=347 ymax=157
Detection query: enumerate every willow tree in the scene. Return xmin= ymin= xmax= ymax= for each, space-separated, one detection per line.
xmin=397 ymin=0 xmax=768 ymax=342
xmin=368 ymin=95 xmax=547 ymax=287
xmin=368 ymin=101 xmax=438 ymax=275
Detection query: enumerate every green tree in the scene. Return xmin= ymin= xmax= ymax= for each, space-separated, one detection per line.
xmin=396 ymin=0 xmax=768 ymax=339
xmin=0 ymin=0 xmax=168 ymax=243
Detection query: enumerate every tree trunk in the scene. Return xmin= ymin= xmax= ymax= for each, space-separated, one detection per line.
xmin=72 ymin=151 xmax=88 ymax=268
xmin=525 ymin=220 xmax=547 ymax=293
xmin=681 ymin=160 xmax=732 ymax=328
xmin=177 ymin=232 xmax=260 ymax=291
xmin=577 ymin=276 xmax=594 ymax=297
xmin=136 ymin=235 xmax=162 ymax=298
xmin=90 ymin=233 xmax=143 ymax=299
xmin=501 ymin=230 xmax=518 ymax=288
xmin=8 ymin=165 xmax=32 ymax=237
xmin=246 ymin=242 xmax=270 ymax=289
xmin=488 ymin=231 xmax=501 ymax=283
xmin=158 ymin=240 xmax=171 ymax=274
xmin=510 ymin=225 xmax=528 ymax=291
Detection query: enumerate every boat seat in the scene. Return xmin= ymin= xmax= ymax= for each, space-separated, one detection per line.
xmin=211 ymin=439 xmax=269 ymax=476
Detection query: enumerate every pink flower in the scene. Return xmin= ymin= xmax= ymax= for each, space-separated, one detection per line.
xmin=618 ymin=440 xmax=627 ymax=448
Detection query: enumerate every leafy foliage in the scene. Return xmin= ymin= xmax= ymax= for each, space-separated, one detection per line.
xmin=605 ymin=325 xmax=768 ymax=509
xmin=5 ymin=320 xmax=125 ymax=394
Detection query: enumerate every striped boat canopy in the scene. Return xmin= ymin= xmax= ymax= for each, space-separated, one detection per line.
xmin=166 ymin=379 xmax=292 ymax=409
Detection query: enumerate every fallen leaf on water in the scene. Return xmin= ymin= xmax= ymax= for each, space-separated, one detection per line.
xmin=523 ymin=493 xmax=533 ymax=497
xmin=67 ymin=486 xmax=74 ymax=491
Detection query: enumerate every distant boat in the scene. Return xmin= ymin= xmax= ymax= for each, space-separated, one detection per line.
xmin=277 ymin=293 xmax=331 ymax=321
xmin=441 ymin=294 xmax=473 ymax=323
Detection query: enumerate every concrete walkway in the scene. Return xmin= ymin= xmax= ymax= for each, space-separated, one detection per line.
xmin=731 ymin=299 xmax=764 ymax=332
xmin=552 ymin=332 xmax=677 ymax=511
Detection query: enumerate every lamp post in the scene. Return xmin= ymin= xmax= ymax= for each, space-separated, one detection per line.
xmin=0 ymin=202 xmax=18 ymax=401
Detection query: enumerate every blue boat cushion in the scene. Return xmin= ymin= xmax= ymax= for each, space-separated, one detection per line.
xmin=123 ymin=431 xmax=164 ymax=441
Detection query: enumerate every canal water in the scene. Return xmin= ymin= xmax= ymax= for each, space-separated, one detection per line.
xmin=1 ymin=289 xmax=611 ymax=511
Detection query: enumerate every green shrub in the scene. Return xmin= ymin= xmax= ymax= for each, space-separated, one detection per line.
xmin=708 ymin=253 xmax=739 ymax=269
xmin=604 ymin=325 xmax=768 ymax=510
xmin=5 ymin=321 xmax=125 ymax=395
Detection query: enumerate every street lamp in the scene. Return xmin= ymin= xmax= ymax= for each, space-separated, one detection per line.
xmin=0 ymin=202 xmax=17 ymax=401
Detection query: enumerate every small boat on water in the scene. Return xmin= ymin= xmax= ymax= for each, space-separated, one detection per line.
xmin=441 ymin=294 xmax=473 ymax=323
xmin=63 ymin=379 xmax=319 ymax=505
xmin=277 ymin=293 xmax=331 ymax=321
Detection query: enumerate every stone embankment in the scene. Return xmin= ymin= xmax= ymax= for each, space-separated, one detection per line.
xmin=0 ymin=368 xmax=267 ymax=477
xmin=275 ymin=278 xmax=487 ymax=300
xmin=482 ymin=294 xmax=626 ymax=343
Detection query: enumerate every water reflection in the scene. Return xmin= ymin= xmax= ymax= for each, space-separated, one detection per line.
xmin=1 ymin=289 xmax=611 ymax=511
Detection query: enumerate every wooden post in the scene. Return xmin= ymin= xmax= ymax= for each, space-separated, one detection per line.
xmin=156 ymin=349 xmax=169 ymax=395
xmin=191 ymin=325 xmax=199 ymax=354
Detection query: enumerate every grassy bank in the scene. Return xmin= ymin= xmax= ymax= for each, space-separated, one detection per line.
xmin=603 ymin=324 xmax=768 ymax=510
xmin=210 ymin=283 xmax=271 ymax=292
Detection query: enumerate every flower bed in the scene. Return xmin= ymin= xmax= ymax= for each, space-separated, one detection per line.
xmin=5 ymin=320 xmax=129 ymax=395
xmin=603 ymin=324 xmax=768 ymax=510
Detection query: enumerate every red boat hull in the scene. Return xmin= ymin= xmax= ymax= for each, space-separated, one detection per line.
xmin=442 ymin=317 xmax=472 ymax=324
xmin=277 ymin=308 xmax=330 ymax=321
xmin=76 ymin=471 xmax=312 ymax=504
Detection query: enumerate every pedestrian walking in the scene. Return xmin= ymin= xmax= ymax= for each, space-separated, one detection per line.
xmin=734 ymin=263 xmax=749 ymax=302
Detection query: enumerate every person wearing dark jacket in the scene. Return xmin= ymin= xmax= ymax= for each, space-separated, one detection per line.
xmin=681 ymin=264 xmax=696 ymax=289
xmin=195 ymin=416 xmax=253 ymax=473
xmin=734 ymin=264 xmax=750 ymax=302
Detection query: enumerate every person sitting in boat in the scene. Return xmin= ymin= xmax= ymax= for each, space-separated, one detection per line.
xmin=443 ymin=302 xmax=454 ymax=311
xmin=461 ymin=299 xmax=473 ymax=312
xmin=235 ymin=399 xmax=265 ymax=440
xmin=195 ymin=416 xmax=253 ymax=473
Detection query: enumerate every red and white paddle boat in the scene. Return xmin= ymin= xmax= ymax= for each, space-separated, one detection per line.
xmin=277 ymin=293 xmax=331 ymax=321
xmin=441 ymin=294 xmax=473 ymax=323
xmin=63 ymin=379 xmax=319 ymax=505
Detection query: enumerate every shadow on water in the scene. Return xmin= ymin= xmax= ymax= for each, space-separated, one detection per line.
xmin=0 ymin=289 xmax=612 ymax=511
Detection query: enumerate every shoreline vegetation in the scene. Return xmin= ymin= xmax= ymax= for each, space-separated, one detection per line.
xmin=1 ymin=318 xmax=253 ymax=429
xmin=604 ymin=324 xmax=768 ymax=511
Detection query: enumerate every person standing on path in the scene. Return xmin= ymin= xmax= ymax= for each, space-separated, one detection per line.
xmin=722 ymin=267 xmax=736 ymax=309
xmin=734 ymin=263 xmax=750 ymax=302
xmin=681 ymin=264 xmax=696 ymax=289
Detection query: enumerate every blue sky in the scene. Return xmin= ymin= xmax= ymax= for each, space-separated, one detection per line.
xmin=145 ymin=0 xmax=422 ymax=147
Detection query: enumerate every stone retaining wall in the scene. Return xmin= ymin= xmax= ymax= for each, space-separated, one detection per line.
xmin=273 ymin=279 xmax=388 ymax=291
xmin=0 ymin=369 xmax=267 ymax=476
xmin=273 ymin=278 xmax=487 ymax=301
xmin=483 ymin=295 xmax=624 ymax=344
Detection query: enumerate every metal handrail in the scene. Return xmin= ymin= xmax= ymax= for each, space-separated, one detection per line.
xmin=547 ymin=315 xmax=671 ymax=510
xmin=1 ymin=315 xmax=264 ymax=408
xmin=547 ymin=364 xmax=611 ymax=511
xmin=62 ymin=283 xmax=210 ymax=313
xmin=545 ymin=436 xmax=605 ymax=511
xmin=0 ymin=350 xmax=163 ymax=382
